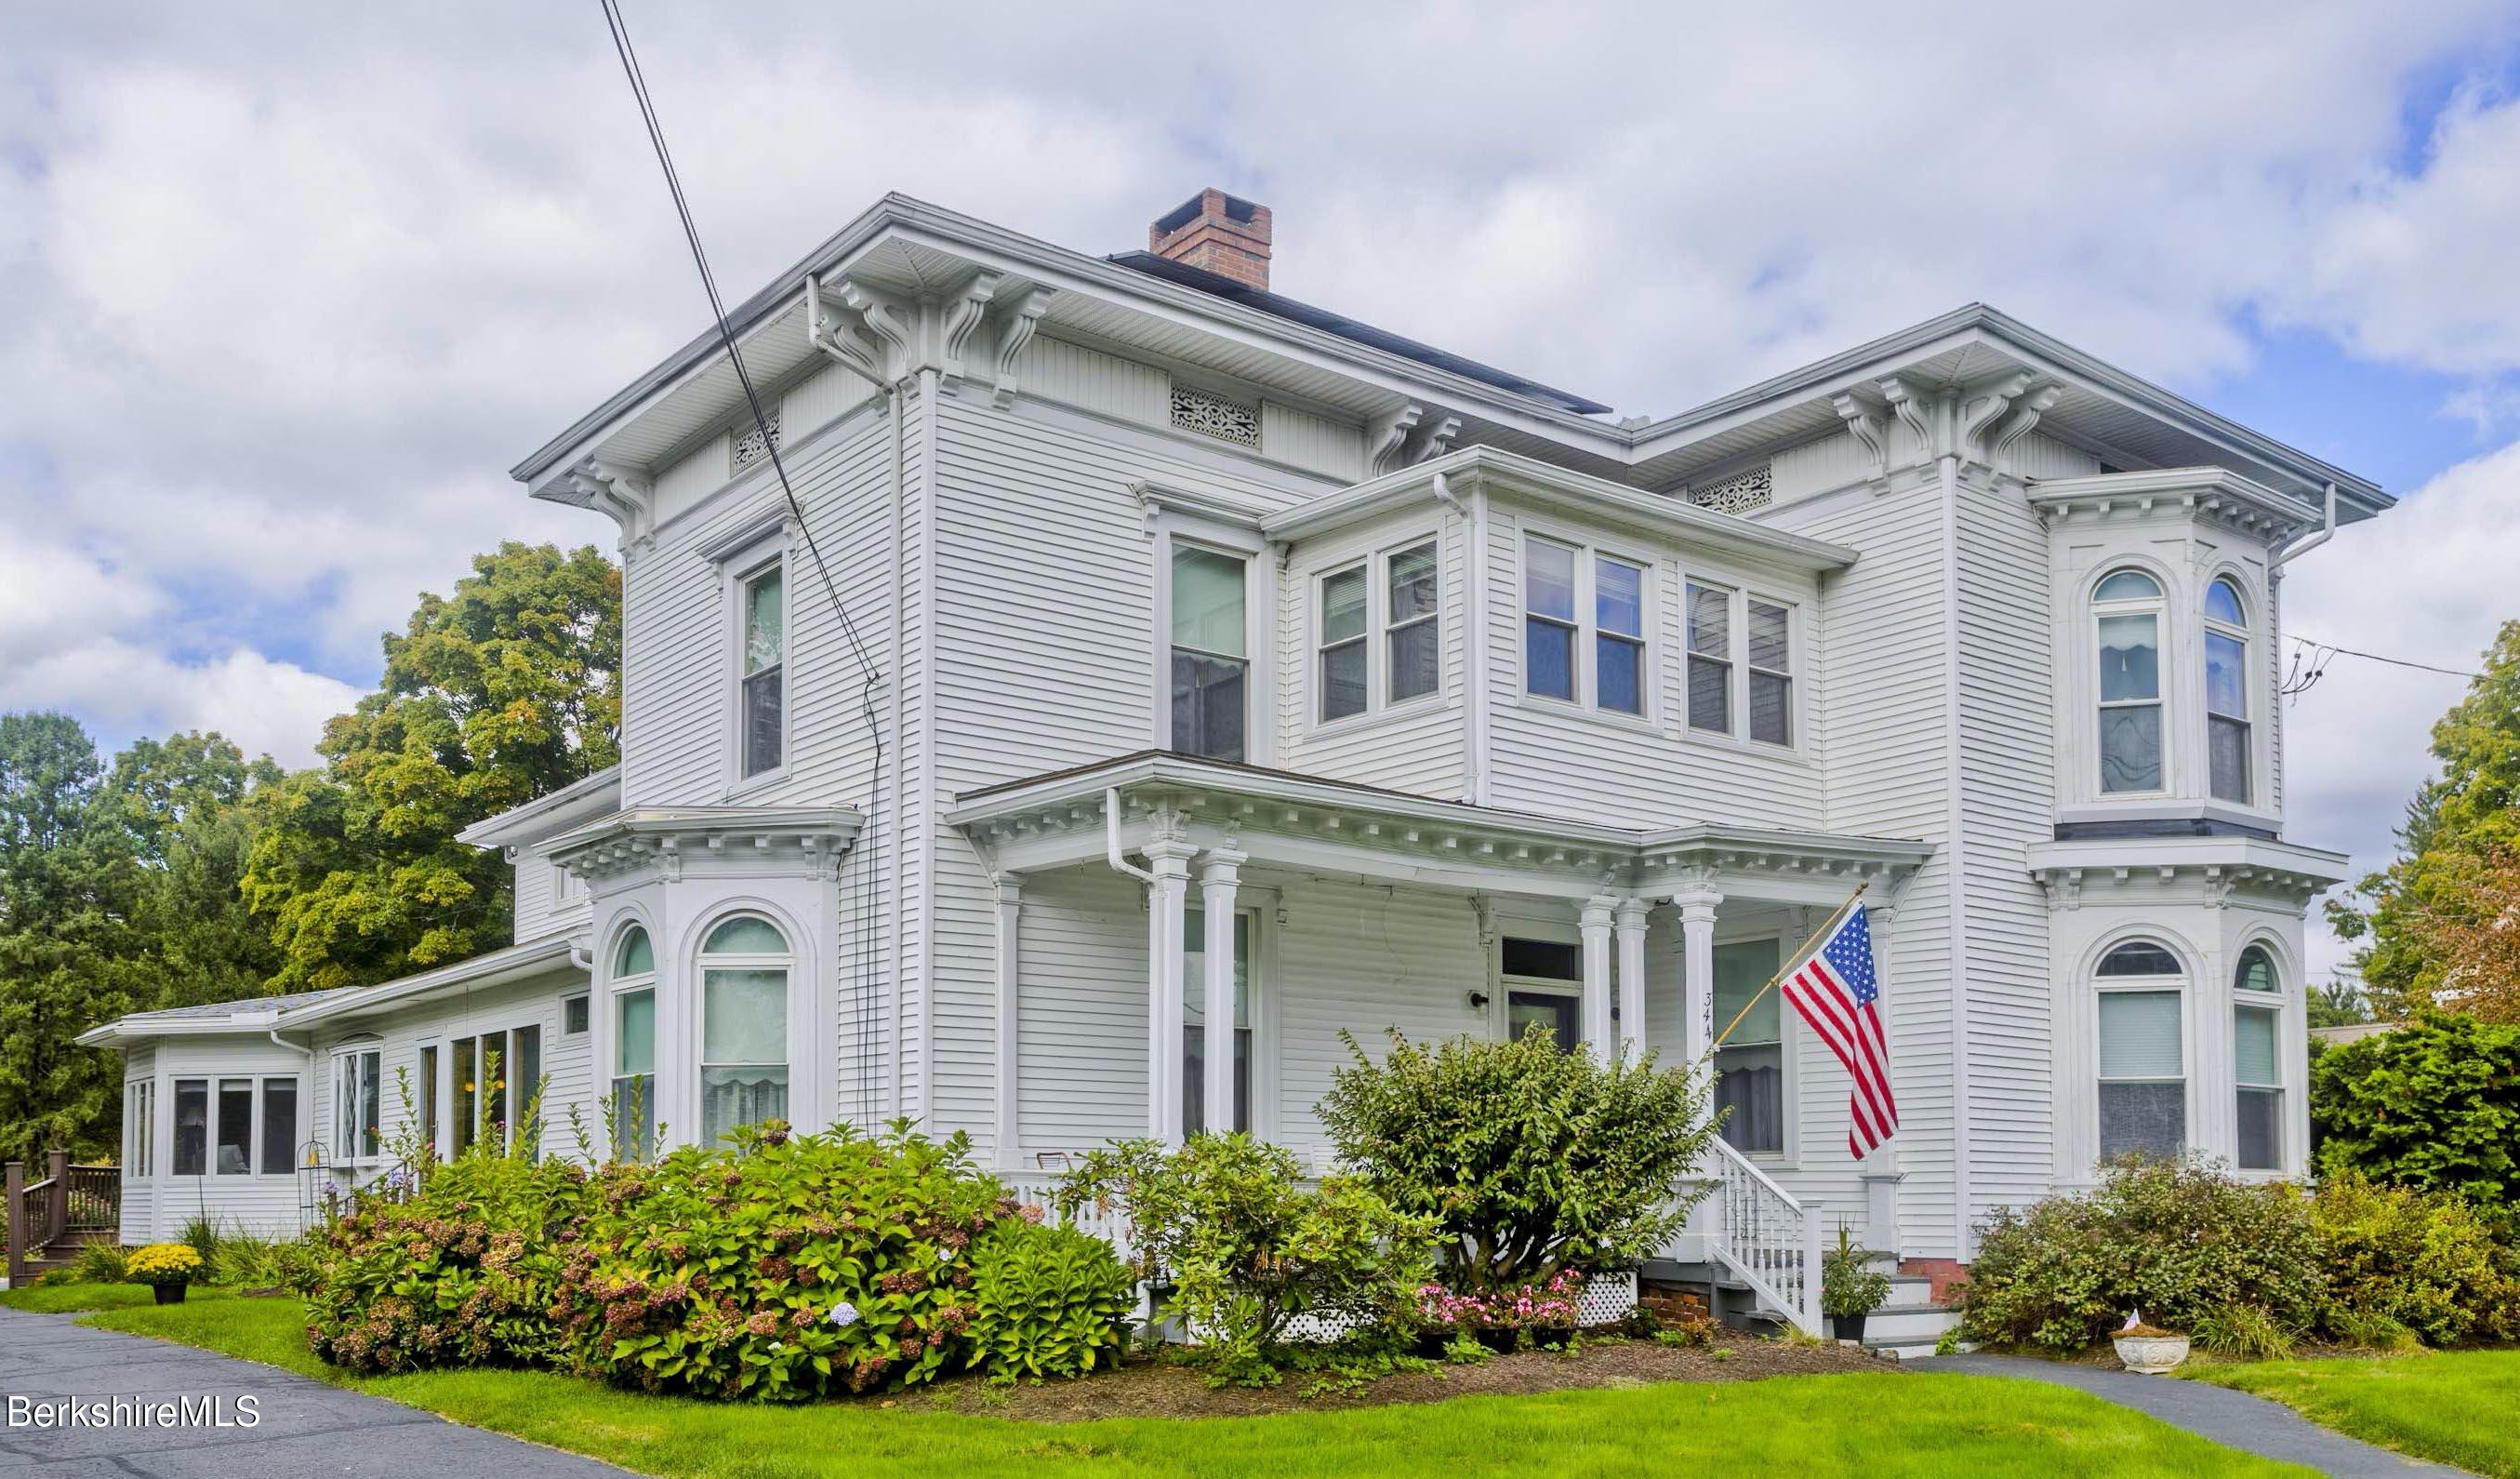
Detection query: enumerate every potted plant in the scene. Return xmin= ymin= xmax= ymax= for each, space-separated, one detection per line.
xmin=1820 ymin=1225 xmax=1891 ymax=1344
xmin=126 ymin=1243 xmax=204 ymax=1305
xmin=2111 ymin=1311 xmax=2191 ymax=1374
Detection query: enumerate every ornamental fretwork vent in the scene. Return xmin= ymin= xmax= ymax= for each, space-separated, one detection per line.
xmin=732 ymin=411 xmax=783 ymax=473
xmin=1687 ymin=462 xmax=1773 ymax=515
xmin=1168 ymin=382 xmax=1262 ymax=449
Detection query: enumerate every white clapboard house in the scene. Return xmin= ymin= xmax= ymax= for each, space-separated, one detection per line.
xmin=81 ymin=189 xmax=2380 ymax=1336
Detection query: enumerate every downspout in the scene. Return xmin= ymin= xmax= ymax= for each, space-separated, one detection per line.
xmin=1105 ymin=787 xmax=1156 ymax=885
xmin=2271 ymin=482 xmax=2339 ymax=568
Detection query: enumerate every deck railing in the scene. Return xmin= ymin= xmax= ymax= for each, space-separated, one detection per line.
xmin=1699 ymin=1137 xmax=1823 ymax=1334
xmin=6 ymin=1151 xmax=119 ymax=1286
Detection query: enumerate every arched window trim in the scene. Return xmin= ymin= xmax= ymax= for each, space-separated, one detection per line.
xmin=2092 ymin=936 xmax=2187 ymax=1164
xmin=696 ymin=911 xmax=792 ymax=1148
xmin=2233 ymin=941 xmax=2283 ymax=997
xmin=2092 ymin=565 xmax=2169 ymax=797
xmin=2203 ymin=573 xmax=2253 ymax=806
xmin=605 ymin=916 xmax=658 ymax=1161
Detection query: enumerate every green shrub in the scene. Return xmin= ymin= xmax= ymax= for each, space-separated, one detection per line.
xmin=70 ymin=1243 xmax=129 ymax=1285
xmin=2322 ymin=1308 xmax=2424 ymax=1353
xmin=210 ymin=1229 xmax=321 ymax=1291
xmin=179 ymin=1215 xmax=221 ymax=1265
xmin=305 ymin=1151 xmax=592 ymax=1373
xmin=1959 ymin=1156 xmax=2324 ymax=1352
xmin=2312 ymin=1169 xmax=2520 ymax=1347
xmin=557 ymin=1121 xmax=1010 ymax=1401
xmin=964 ymin=1219 xmax=1134 ymax=1380
xmin=2313 ymin=1013 xmax=2520 ymax=1228
xmin=1059 ymin=1134 xmax=1438 ymax=1387
xmin=2193 ymin=1304 xmax=2295 ymax=1360
xmin=1316 ymin=1024 xmax=1715 ymax=1293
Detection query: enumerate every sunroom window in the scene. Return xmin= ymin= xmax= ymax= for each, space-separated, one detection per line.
xmin=2205 ymin=577 xmax=2250 ymax=805
xmin=1171 ymin=545 xmax=1248 ymax=761
xmin=2094 ymin=569 xmax=2164 ymax=793
xmin=332 ymin=1047 xmax=381 ymax=1162
xmin=700 ymin=915 xmax=790 ymax=1146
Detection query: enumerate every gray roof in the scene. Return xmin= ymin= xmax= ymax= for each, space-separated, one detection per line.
xmin=116 ymin=985 xmax=364 ymax=1024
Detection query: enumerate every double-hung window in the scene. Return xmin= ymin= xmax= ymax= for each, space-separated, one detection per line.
xmin=699 ymin=915 xmax=791 ymax=1147
xmin=1713 ymin=938 xmax=1786 ymax=1154
xmin=2204 ymin=577 xmax=2251 ymax=805
xmin=1746 ymin=600 xmax=1795 ymax=745
xmin=1522 ymin=536 xmax=1648 ymax=715
xmin=740 ymin=561 xmax=785 ymax=778
xmin=2094 ymin=569 xmax=2165 ymax=793
xmin=611 ymin=925 xmax=657 ymax=1160
xmin=1319 ymin=540 xmax=1441 ymax=723
xmin=449 ymin=1025 xmax=542 ymax=1157
xmin=2095 ymin=941 xmax=2184 ymax=1160
xmin=1170 ymin=545 xmax=1249 ymax=761
xmin=2234 ymin=945 xmax=2283 ymax=1171
xmin=125 ymin=1079 xmax=154 ymax=1177
xmin=1686 ymin=581 xmax=1731 ymax=733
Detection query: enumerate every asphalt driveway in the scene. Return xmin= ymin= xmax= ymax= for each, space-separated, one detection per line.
xmin=0 ymin=1307 xmax=626 ymax=1478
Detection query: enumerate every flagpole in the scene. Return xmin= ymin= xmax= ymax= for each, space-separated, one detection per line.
xmin=1705 ymin=881 xmax=1869 ymax=1059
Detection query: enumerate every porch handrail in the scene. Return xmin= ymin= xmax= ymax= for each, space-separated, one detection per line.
xmin=1701 ymin=1137 xmax=1823 ymax=1335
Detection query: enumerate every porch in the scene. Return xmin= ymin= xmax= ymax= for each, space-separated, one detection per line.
xmin=5 ymin=1152 xmax=120 ymax=1285
xmin=950 ymin=752 xmax=1933 ymax=1332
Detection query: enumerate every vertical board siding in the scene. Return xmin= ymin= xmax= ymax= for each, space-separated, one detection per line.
xmin=1015 ymin=336 xmax=1169 ymax=427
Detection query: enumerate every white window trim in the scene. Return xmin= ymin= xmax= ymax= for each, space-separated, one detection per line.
xmin=1513 ymin=526 xmax=1659 ymax=729
xmin=447 ymin=1019 xmax=550 ymax=1157
xmin=562 ymin=991 xmax=592 ymax=1035
xmin=125 ymin=1077 xmax=155 ymax=1179
xmin=329 ymin=1044 xmax=385 ymax=1167
xmin=2092 ymin=569 xmax=2171 ymax=800
xmin=723 ymin=550 xmax=791 ymax=795
xmin=1305 ymin=528 xmax=1448 ymax=736
xmin=2202 ymin=574 xmax=2257 ymax=808
xmin=1680 ymin=580 xmax=1809 ymax=757
xmin=606 ymin=924 xmax=660 ymax=1161
xmin=695 ymin=915 xmax=796 ymax=1148
xmin=1147 ymin=512 xmax=1275 ymax=765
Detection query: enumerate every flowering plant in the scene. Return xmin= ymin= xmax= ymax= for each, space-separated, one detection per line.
xmin=1413 ymin=1271 xmax=1585 ymax=1332
xmin=126 ymin=1243 xmax=205 ymax=1287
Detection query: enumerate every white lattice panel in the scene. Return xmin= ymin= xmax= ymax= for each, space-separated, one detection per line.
xmin=1688 ymin=462 xmax=1773 ymax=514
xmin=1168 ymin=382 xmax=1262 ymax=448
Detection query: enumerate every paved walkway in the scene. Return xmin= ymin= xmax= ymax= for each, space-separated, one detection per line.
xmin=0 ymin=1307 xmax=627 ymax=1479
xmin=1914 ymin=1352 xmax=2452 ymax=1475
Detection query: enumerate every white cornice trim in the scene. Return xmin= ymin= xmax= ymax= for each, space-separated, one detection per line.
xmin=453 ymin=766 xmax=626 ymax=850
xmin=2027 ymin=466 xmax=2323 ymax=540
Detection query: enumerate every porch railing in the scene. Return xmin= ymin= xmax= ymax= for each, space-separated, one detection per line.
xmin=1700 ymin=1138 xmax=1823 ymax=1335
xmin=6 ymin=1151 xmax=120 ymax=1286
xmin=1000 ymin=1163 xmax=1136 ymax=1262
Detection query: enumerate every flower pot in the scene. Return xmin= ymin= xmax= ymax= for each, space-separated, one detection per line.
xmin=152 ymin=1284 xmax=187 ymax=1306
xmin=2113 ymin=1332 xmax=2189 ymax=1374
xmin=1832 ymin=1312 xmax=1869 ymax=1345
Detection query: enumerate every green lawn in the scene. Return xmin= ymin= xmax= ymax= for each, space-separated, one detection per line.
xmin=3 ymin=1287 xmax=2301 ymax=1477
xmin=2190 ymin=1348 xmax=2520 ymax=1477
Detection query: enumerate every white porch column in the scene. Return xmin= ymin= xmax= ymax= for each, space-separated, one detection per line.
xmin=992 ymin=873 xmax=1023 ymax=1166
xmin=1613 ymin=898 xmax=1651 ymax=1062
xmin=1143 ymin=834 xmax=1198 ymax=1145
xmin=1580 ymin=895 xmax=1616 ymax=1060
xmin=1198 ymin=846 xmax=1247 ymax=1137
xmin=1670 ymin=883 xmax=1724 ymax=1068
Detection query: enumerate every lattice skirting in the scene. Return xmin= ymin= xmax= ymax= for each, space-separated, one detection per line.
xmin=1271 ymin=1271 xmax=1639 ymax=1345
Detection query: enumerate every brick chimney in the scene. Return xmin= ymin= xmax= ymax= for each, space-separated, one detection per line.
xmin=1149 ymin=188 xmax=1272 ymax=292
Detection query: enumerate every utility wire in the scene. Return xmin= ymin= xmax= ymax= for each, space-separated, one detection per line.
xmin=597 ymin=0 xmax=888 ymax=1121
xmin=2285 ymin=633 xmax=2478 ymax=680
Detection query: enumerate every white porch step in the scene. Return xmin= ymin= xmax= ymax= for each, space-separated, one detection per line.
xmin=1859 ymin=1302 xmax=1962 ymax=1344
xmin=1864 ymin=1336 xmax=1976 ymax=1361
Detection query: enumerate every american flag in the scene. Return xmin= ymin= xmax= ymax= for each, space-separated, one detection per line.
xmin=1779 ymin=903 xmax=1899 ymax=1158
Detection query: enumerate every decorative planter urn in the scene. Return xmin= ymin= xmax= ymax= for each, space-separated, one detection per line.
xmin=2112 ymin=1331 xmax=2189 ymax=1374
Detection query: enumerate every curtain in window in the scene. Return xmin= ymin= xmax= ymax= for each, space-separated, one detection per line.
xmin=614 ymin=988 xmax=657 ymax=1160
xmin=703 ymin=967 xmax=789 ymax=1146
xmin=2235 ymin=1006 xmax=2281 ymax=1170
xmin=1713 ymin=939 xmax=1784 ymax=1154
xmin=2099 ymin=991 xmax=2183 ymax=1158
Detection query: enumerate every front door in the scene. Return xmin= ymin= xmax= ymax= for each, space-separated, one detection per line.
xmin=1506 ymin=990 xmax=1582 ymax=1054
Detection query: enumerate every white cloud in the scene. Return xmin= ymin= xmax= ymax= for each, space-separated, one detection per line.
xmin=2281 ymin=438 xmax=2520 ymax=981
xmin=0 ymin=639 xmax=359 ymax=770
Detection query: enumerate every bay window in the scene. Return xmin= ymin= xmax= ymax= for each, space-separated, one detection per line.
xmin=2094 ymin=569 xmax=2165 ymax=793
xmin=1747 ymin=599 xmax=1794 ymax=745
xmin=740 ymin=561 xmax=784 ymax=778
xmin=699 ymin=915 xmax=790 ymax=1146
xmin=1386 ymin=541 xmax=1440 ymax=704
xmin=1319 ymin=539 xmax=1441 ymax=724
xmin=1523 ymin=538 xmax=1578 ymax=701
xmin=1171 ymin=544 xmax=1248 ymax=760
xmin=2095 ymin=940 xmax=2184 ymax=1160
xmin=2205 ymin=577 xmax=2251 ymax=805
xmin=1181 ymin=907 xmax=1253 ymax=1136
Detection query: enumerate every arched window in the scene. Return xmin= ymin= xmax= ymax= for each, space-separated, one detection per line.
xmin=611 ymin=925 xmax=657 ymax=1160
xmin=2094 ymin=569 xmax=2165 ymax=793
xmin=698 ymin=915 xmax=790 ymax=1146
xmin=2095 ymin=939 xmax=2183 ymax=1160
xmin=2233 ymin=944 xmax=2283 ymax=1172
xmin=2205 ymin=577 xmax=2251 ymax=805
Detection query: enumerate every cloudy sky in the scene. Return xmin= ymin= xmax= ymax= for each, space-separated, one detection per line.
xmin=5 ymin=2 xmax=2517 ymax=981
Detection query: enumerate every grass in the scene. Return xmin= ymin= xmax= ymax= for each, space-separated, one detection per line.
xmin=2189 ymin=1348 xmax=2520 ymax=1476
xmin=1 ymin=1287 xmax=2302 ymax=1477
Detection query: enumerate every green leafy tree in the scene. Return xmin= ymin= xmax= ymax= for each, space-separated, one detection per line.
xmin=2311 ymin=1011 xmax=2520 ymax=1226
xmin=104 ymin=732 xmax=288 ymax=1011
xmin=245 ymin=543 xmax=620 ymax=989
xmin=0 ymin=713 xmax=146 ymax=1160
xmin=2329 ymin=620 xmax=2520 ymax=1019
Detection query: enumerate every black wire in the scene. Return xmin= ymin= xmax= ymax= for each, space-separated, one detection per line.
xmin=598 ymin=0 xmax=886 ymax=1123
xmin=2284 ymin=633 xmax=2477 ymax=680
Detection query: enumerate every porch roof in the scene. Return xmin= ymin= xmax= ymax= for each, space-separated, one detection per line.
xmin=949 ymin=751 xmax=1931 ymax=905
xmin=74 ymin=935 xmax=582 ymax=1048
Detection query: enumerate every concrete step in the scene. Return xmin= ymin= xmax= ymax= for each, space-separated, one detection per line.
xmin=1858 ymin=1303 xmax=1963 ymax=1343
xmin=1864 ymin=1335 xmax=1976 ymax=1361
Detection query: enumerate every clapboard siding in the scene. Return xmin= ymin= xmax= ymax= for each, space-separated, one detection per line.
xmin=1276 ymin=504 xmax=1468 ymax=797
xmin=511 ymin=846 xmax=591 ymax=943
xmin=1482 ymin=499 xmax=1828 ymax=830
xmin=123 ymin=1037 xmax=313 ymax=1242
xmin=1954 ymin=473 xmax=2061 ymax=1222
